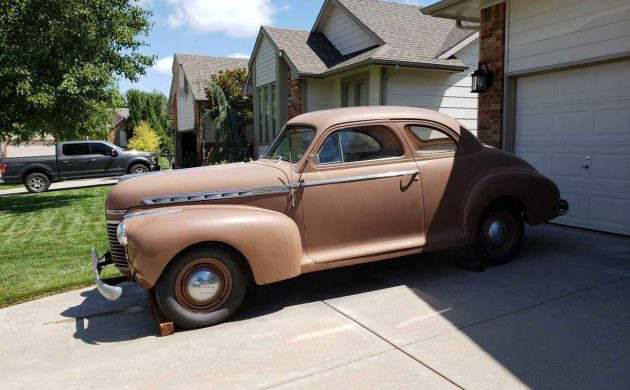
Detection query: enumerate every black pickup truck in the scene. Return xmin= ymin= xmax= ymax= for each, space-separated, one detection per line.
xmin=0 ymin=140 xmax=160 ymax=192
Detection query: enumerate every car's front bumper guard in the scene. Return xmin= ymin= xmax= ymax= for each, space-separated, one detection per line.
xmin=91 ymin=248 xmax=122 ymax=301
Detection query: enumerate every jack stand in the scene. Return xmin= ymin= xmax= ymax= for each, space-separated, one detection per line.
xmin=149 ymin=291 xmax=174 ymax=336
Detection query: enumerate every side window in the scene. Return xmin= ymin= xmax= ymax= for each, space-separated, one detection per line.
xmin=317 ymin=125 xmax=404 ymax=164
xmin=62 ymin=143 xmax=90 ymax=156
xmin=90 ymin=142 xmax=113 ymax=156
xmin=407 ymin=125 xmax=457 ymax=153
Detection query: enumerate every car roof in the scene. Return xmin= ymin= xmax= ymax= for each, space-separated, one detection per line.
xmin=286 ymin=106 xmax=463 ymax=134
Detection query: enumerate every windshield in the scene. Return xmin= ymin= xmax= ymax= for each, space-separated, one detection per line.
xmin=264 ymin=126 xmax=315 ymax=163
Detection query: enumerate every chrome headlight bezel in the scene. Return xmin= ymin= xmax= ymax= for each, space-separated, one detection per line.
xmin=116 ymin=221 xmax=127 ymax=246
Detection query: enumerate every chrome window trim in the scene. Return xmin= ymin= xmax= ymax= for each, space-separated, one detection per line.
xmin=298 ymin=169 xmax=419 ymax=188
xmin=141 ymin=170 xmax=419 ymax=205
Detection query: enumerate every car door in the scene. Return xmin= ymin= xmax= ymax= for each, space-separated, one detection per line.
xmin=58 ymin=143 xmax=92 ymax=179
xmin=298 ymin=121 xmax=425 ymax=263
xmin=88 ymin=142 xmax=120 ymax=176
xmin=392 ymin=121 xmax=463 ymax=248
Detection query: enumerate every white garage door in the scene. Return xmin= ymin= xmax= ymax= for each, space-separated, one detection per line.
xmin=515 ymin=59 xmax=630 ymax=235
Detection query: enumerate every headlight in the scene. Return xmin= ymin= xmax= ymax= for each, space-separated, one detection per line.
xmin=116 ymin=222 xmax=127 ymax=246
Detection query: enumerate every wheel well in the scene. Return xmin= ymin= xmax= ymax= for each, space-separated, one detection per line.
xmin=127 ymin=161 xmax=149 ymax=173
xmin=169 ymin=241 xmax=253 ymax=276
xmin=22 ymin=168 xmax=51 ymax=182
xmin=483 ymin=196 xmax=528 ymax=223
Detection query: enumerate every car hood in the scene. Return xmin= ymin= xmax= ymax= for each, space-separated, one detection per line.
xmin=123 ymin=150 xmax=154 ymax=157
xmin=106 ymin=161 xmax=289 ymax=210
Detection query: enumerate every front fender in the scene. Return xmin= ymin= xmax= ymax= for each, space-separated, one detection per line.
xmin=124 ymin=205 xmax=303 ymax=288
xmin=462 ymin=170 xmax=561 ymax=244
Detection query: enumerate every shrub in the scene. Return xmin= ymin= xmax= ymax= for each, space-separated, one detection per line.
xmin=128 ymin=121 xmax=160 ymax=152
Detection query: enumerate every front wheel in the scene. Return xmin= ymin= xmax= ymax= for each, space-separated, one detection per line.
xmin=129 ymin=164 xmax=149 ymax=175
xmin=472 ymin=204 xmax=524 ymax=266
xmin=155 ymin=247 xmax=248 ymax=328
xmin=24 ymin=172 xmax=51 ymax=193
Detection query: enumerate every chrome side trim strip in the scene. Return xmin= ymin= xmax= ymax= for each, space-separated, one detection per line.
xmin=105 ymin=209 xmax=127 ymax=215
xmin=142 ymin=170 xmax=418 ymax=205
xmin=143 ymin=185 xmax=290 ymax=205
xmin=298 ymin=169 xmax=419 ymax=188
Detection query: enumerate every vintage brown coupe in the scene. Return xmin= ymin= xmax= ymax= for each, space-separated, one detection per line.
xmin=93 ymin=106 xmax=567 ymax=328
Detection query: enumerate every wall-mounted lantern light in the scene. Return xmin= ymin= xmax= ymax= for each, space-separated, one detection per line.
xmin=471 ymin=61 xmax=493 ymax=93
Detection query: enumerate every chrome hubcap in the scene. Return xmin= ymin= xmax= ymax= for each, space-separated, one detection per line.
xmin=29 ymin=177 xmax=45 ymax=190
xmin=487 ymin=220 xmax=508 ymax=247
xmin=187 ymin=269 xmax=222 ymax=303
xmin=134 ymin=167 xmax=147 ymax=174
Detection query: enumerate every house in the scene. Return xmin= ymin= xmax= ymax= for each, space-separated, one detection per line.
xmin=0 ymin=107 xmax=130 ymax=158
xmin=244 ymin=0 xmax=480 ymax=157
xmin=108 ymin=108 xmax=129 ymax=148
xmin=168 ymin=54 xmax=249 ymax=168
xmin=423 ymin=0 xmax=630 ymax=236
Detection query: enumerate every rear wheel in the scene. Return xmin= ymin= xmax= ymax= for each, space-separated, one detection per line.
xmin=155 ymin=246 xmax=248 ymax=328
xmin=24 ymin=172 xmax=51 ymax=193
xmin=129 ymin=164 xmax=149 ymax=174
xmin=473 ymin=203 xmax=524 ymax=266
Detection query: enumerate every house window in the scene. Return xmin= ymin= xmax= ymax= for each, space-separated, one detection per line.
xmin=342 ymin=80 xmax=368 ymax=107
xmin=256 ymin=82 xmax=278 ymax=144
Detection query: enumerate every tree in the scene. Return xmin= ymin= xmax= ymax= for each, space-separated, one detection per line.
xmin=0 ymin=0 xmax=154 ymax=143
xmin=125 ymin=89 xmax=173 ymax=154
xmin=128 ymin=121 xmax=160 ymax=152
xmin=203 ymin=68 xmax=253 ymax=164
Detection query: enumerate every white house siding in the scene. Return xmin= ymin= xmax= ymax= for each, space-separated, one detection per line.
xmin=385 ymin=40 xmax=479 ymax=134
xmin=176 ymin=69 xmax=195 ymax=131
xmin=255 ymin=36 xmax=277 ymax=87
xmin=507 ymin=0 xmax=630 ymax=73
xmin=321 ymin=4 xmax=378 ymax=55
xmin=1 ymin=139 xmax=54 ymax=158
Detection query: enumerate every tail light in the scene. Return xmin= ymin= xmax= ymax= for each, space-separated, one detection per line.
xmin=0 ymin=163 xmax=7 ymax=174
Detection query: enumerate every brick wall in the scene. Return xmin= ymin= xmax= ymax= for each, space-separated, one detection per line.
xmin=287 ymin=73 xmax=302 ymax=119
xmin=478 ymin=2 xmax=505 ymax=148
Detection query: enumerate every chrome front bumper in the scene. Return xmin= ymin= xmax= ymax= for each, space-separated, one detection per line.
xmin=92 ymin=248 xmax=122 ymax=301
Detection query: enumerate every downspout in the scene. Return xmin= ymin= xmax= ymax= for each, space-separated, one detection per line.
xmin=382 ymin=64 xmax=400 ymax=105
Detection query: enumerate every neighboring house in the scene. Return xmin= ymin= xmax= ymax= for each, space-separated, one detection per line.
xmin=244 ymin=0 xmax=480 ymax=156
xmin=423 ymin=0 xmax=630 ymax=236
xmin=0 ymin=107 xmax=129 ymax=158
xmin=168 ymin=54 xmax=249 ymax=167
xmin=109 ymin=108 xmax=129 ymax=148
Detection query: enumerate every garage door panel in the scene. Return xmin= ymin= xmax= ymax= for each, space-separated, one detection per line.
xmin=515 ymin=59 xmax=630 ymax=235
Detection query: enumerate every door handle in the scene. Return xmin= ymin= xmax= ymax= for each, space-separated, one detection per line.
xmin=60 ymin=160 xmax=69 ymax=164
xmin=580 ymin=164 xmax=589 ymax=169
xmin=89 ymin=158 xmax=97 ymax=162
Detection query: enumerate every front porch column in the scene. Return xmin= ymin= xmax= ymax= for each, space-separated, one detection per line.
xmin=478 ymin=2 xmax=506 ymax=148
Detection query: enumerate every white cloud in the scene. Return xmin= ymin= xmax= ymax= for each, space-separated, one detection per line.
xmin=134 ymin=0 xmax=154 ymax=8
xmin=166 ymin=0 xmax=275 ymax=37
xmin=227 ymin=52 xmax=250 ymax=59
xmin=151 ymin=56 xmax=174 ymax=76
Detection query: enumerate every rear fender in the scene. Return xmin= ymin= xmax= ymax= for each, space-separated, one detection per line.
xmin=124 ymin=205 xmax=303 ymax=288
xmin=462 ymin=170 xmax=560 ymax=244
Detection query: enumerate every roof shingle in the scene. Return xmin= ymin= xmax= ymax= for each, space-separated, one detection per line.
xmin=175 ymin=54 xmax=249 ymax=100
xmin=262 ymin=0 xmax=476 ymax=76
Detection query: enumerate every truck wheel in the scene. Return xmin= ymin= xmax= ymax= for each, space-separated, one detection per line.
xmin=129 ymin=164 xmax=149 ymax=174
xmin=155 ymin=246 xmax=248 ymax=329
xmin=24 ymin=172 xmax=51 ymax=193
xmin=472 ymin=203 xmax=524 ymax=266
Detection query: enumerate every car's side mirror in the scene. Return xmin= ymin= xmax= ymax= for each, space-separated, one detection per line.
xmin=110 ymin=150 xmax=118 ymax=157
xmin=310 ymin=153 xmax=320 ymax=165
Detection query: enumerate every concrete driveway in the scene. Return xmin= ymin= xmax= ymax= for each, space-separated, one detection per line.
xmin=1 ymin=224 xmax=629 ymax=389
xmin=0 ymin=177 xmax=116 ymax=196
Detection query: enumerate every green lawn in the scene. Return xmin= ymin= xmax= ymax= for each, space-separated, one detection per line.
xmin=0 ymin=186 xmax=121 ymax=307
xmin=0 ymin=183 xmax=20 ymax=190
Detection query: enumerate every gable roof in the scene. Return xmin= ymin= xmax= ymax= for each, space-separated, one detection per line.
xmin=174 ymin=54 xmax=249 ymax=100
xmin=256 ymin=0 xmax=477 ymax=78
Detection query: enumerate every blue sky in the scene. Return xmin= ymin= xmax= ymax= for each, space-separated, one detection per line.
xmin=119 ymin=0 xmax=434 ymax=96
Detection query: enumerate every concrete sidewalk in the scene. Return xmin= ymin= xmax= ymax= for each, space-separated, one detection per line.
xmin=1 ymin=224 xmax=629 ymax=389
xmin=0 ymin=177 xmax=116 ymax=196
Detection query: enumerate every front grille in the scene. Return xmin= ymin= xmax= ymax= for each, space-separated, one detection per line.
xmin=106 ymin=221 xmax=130 ymax=274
